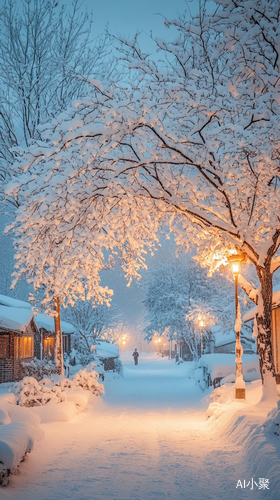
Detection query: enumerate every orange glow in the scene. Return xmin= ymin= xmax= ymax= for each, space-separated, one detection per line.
xmin=231 ymin=262 xmax=241 ymax=275
xmin=199 ymin=320 xmax=205 ymax=328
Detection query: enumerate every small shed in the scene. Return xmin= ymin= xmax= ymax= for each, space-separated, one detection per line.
xmin=0 ymin=305 xmax=37 ymax=383
xmin=198 ymin=353 xmax=261 ymax=388
xmin=95 ymin=342 xmax=119 ymax=371
xmin=243 ymin=285 xmax=280 ymax=383
xmin=213 ymin=328 xmax=255 ymax=354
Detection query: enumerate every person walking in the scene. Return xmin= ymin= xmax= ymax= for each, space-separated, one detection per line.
xmin=132 ymin=348 xmax=139 ymax=365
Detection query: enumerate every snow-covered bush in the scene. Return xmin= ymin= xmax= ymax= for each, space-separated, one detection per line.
xmin=21 ymin=359 xmax=58 ymax=380
xmin=205 ymin=384 xmax=235 ymax=419
xmin=68 ymin=349 xmax=95 ymax=368
xmin=72 ymin=363 xmax=104 ymax=396
xmin=210 ymin=385 xmax=233 ymax=404
xmin=264 ymin=400 xmax=280 ymax=437
xmin=13 ymin=364 xmax=104 ymax=407
xmin=13 ymin=377 xmax=68 ymax=407
xmin=206 ymin=402 xmax=228 ymax=420
xmin=113 ymin=358 xmax=123 ymax=375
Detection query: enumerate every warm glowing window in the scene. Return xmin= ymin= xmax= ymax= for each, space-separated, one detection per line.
xmin=0 ymin=337 xmax=8 ymax=359
xmin=15 ymin=336 xmax=34 ymax=358
xmin=44 ymin=337 xmax=55 ymax=358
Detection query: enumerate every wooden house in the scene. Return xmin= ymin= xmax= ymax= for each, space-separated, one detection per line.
xmin=0 ymin=295 xmax=75 ymax=379
xmin=33 ymin=313 xmax=75 ymax=361
xmin=243 ymin=285 xmax=280 ymax=383
xmin=0 ymin=305 xmax=37 ymax=383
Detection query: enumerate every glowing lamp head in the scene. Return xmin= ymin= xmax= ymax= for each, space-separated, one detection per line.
xmin=231 ymin=261 xmax=241 ymax=275
xmin=228 ymin=252 xmax=246 ymax=276
xmin=199 ymin=320 xmax=205 ymax=328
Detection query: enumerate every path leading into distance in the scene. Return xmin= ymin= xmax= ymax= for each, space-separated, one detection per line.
xmin=2 ymin=352 xmax=279 ymax=500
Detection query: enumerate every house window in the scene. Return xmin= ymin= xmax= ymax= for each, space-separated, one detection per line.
xmin=15 ymin=336 xmax=34 ymax=358
xmin=43 ymin=337 xmax=55 ymax=359
xmin=0 ymin=337 xmax=8 ymax=358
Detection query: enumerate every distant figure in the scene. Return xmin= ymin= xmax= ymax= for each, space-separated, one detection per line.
xmin=133 ymin=348 xmax=139 ymax=365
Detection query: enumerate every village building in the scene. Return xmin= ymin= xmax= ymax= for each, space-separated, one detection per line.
xmin=0 ymin=305 xmax=37 ymax=383
xmin=32 ymin=313 xmax=75 ymax=361
xmin=243 ymin=285 xmax=280 ymax=383
xmin=212 ymin=327 xmax=255 ymax=355
xmin=0 ymin=294 xmax=75 ymax=381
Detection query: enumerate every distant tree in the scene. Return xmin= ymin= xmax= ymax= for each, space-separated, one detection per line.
xmin=142 ymin=255 xmax=212 ymax=357
xmin=65 ymin=299 xmax=126 ymax=359
xmin=143 ymin=254 xmax=255 ymax=359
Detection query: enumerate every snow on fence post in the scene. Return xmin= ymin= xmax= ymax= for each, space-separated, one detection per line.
xmin=54 ymin=297 xmax=63 ymax=376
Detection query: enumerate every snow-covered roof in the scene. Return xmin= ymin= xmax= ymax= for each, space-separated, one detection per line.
xmin=0 ymin=294 xmax=75 ymax=334
xmin=199 ymin=353 xmax=260 ymax=380
xmin=214 ymin=330 xmax=236 ymax=347
xmin=0 ymin=294 xmax=31 ymax=309
xmin=243 ymin=285 xmax=280 ymax=323
xmin=95 ymin=342 xmax=119 ymax=358
xmin=213 ymin=330 xmax=252 ymax=347
xmin=35 ymin=313 xmax=75 ymax=334
xmin=0 ymin=306 xmax=34 ymax=333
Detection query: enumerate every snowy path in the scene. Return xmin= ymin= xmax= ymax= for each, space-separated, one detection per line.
xmin=2 ymin=352 xmax=280 ymax=500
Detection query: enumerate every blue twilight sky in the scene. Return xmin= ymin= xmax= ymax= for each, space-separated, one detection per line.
xmin=83 ymin=0 xmax=191 ymax=50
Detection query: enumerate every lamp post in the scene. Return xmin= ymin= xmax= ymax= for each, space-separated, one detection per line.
xmin=228 ymin=253 xmax=246 ymax=400
xmin=198 ymin=318 xmax=205 ymax=357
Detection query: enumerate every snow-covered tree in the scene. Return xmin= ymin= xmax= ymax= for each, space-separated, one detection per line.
xmin=7 ymin=0 xmax=280 ymax=398
xmin=0 ymin=0 xmax=115 ymax=189
xmin=142 ymin=255 xmax=215 ymax=357
xmin=142 ymin=254 xmax=254 ymax=359
xmin=65 ymin=300 xmax=124 ymax=355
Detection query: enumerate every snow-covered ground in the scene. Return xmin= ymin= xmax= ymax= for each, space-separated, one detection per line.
xmin=1 ymin=352 xmax=280 ymax=500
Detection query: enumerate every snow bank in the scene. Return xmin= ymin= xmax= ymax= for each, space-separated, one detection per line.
xmin=264 ymin=399 xmax=280 ymax=436
xmin=95 ymin=342 xmax=119 ymax=358
xmin=30 ymin=401 xmax=78 ymax=423
xmin=0 ymin=365 xmax=102 ymax=485
xmin=0 ymin=423 xmax=37 ymax=471
xmin=0 ymin=398 xmax=42 ymax=486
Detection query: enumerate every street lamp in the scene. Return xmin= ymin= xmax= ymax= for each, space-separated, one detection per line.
xmin=228 ymin=252 xmax=246 ymax=400
xmin=198 ymin=318 xmax=205 ymax=357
